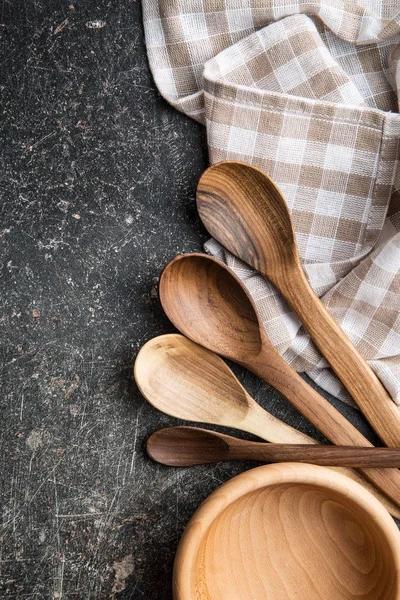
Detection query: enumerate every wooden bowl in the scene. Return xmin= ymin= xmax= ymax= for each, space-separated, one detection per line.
xmin=174 ymin=464 xmax=400 ymax=600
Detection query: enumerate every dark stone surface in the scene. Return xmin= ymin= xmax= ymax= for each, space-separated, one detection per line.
xmin=0 ymin=2 xmax=383 ymax=598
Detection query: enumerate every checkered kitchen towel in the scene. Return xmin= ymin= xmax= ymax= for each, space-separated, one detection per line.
xmin=143 ymin=1 xmax=400 ymax=407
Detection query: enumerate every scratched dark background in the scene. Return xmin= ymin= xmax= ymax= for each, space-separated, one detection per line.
xmin=0 ymin=1 xmax=383 ymax=598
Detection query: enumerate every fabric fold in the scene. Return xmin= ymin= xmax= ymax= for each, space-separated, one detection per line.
xmin=143 ymin=1 xmax=400 ymax=120
xmin=143 ymin=0 xmax=400 ymax=407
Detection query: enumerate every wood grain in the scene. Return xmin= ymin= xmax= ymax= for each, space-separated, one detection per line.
xmin=196 ymin=160 xmax=400 ymax=447
xmin=147 ymin=426 xmax=400 ymax=468
xmin=159 ymin=253 xmax=400 ymax=509
xmin=174 ymin=464 xmax=400 ymax=600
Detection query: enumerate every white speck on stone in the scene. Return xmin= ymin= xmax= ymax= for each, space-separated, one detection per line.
xmin=111 ymin=555 xmax=134 ymax=594
xmin=26 ymin=430 xmax=43 ymax=452
xmin=86 ymin=20 xmax=106 ymax=29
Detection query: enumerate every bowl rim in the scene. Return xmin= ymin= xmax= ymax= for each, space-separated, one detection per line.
xmin=173 ymin=462 xmax=400 ymax=600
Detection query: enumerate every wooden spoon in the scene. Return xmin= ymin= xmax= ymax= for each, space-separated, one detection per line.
xmin=158 ymin=253 xmax=400 ymax=509
xmin=135 ymin=334 xmax=315 ymax=445
xmin=196 ymin=160 xmax=400 ymax=448
xmin=147 ymin=426 xmax=400 ymax=468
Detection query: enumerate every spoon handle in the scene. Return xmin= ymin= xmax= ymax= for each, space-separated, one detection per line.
xmin=278 ymin=266 xmax=400 ymax=447
xmin=149 ymin=427 xmax=400 ymax=467
xmin=235 ymin=443 xmax=400 ymax=467
xmin=241 ymin=396 xmax=318 ymax=445
xmin=242 ymin=350 xmax=400 ymax=508
xmin=242 ymin=399 xmax=400 ymax=516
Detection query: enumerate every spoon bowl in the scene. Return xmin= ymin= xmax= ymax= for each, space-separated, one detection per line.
xmin=159 ymin=254 xmax=262 ymax=362
xmin=147 ymin=427 xmax=231 ymax=466
xmin=134 ymin=334 xmax=251 ymax=427
xmin=197 ymin=160 xmax=299 ymax=279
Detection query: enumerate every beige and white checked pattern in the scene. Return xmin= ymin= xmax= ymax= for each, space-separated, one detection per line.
xmin=143 ymin=1 xmax=400 ymax=406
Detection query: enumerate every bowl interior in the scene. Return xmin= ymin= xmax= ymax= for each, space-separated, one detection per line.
xmin=186 ymin=481 xmax=399 ymax=600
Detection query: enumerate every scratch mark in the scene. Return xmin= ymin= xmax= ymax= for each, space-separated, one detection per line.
xmin=53 ymin=19 xmax=69 ymax=35
xmin=53 ymin=553 xmax=65 ymax=599
xmin=19 ymin=394 xmax=24 ymax=421
xmin=26 ymin=458 xmax=64 ymax=506
xmin=129 ymin=411 xmax=140 ymax=478
xmin=54 ymin=513 xmax=104 ymax=518
xmin=27 ymin=130 xmax=57 ymax=152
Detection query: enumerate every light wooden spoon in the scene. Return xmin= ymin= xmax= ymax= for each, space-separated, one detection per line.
xmin=158 ymin=253 xmax=400 ymax=509
xmin=147 ymin=426 xmax=400 ymax=468
xmin=196 ymin=160 xmax=400 ymax=448
xmin=134 ymin=334 xmax=400 ymax=516
xmin=135 ymin=334 xmax=315 ymax=445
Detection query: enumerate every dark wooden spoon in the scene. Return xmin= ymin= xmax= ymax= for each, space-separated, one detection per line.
xmin=159 ymin=252 xmax=400 ymax=507
xmin=147 ymin=426 xmax=400 ymax=468
xmin=196 ymin=161 xmax=400 ymax=447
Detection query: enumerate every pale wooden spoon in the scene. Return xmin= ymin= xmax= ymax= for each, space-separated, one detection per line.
xmin=196 ymin=160 xmax=400 ymax=448
xmin=134 ymin=333 xmax=400 ymax=516
xmin=135 ymin=334 xmax=314 ymax=445
xmin=147 ymin=426 xmax=400 ymax=468
xmin=158 ymin=253 xmax=400 ymax=509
